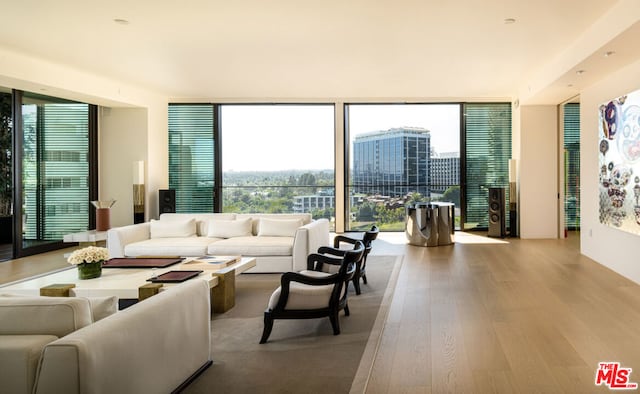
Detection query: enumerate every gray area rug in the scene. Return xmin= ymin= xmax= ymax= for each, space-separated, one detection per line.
xmin=184 ymin=255 xmax=400 ymax=394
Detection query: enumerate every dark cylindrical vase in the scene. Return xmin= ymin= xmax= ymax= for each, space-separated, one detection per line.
xmin=96 ymin=208 xmax=110 ymax=231
xmin=78 ymin=262 xmax=102 ymax=280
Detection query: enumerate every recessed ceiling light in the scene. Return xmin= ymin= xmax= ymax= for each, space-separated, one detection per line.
xmin=576 ymin=70 xmax=586 ymax=75
xmin=504 ymin=18 xmax=516 ymax=24
xmin=567 ymin=84 xmax=574 ymax=87
xmin=113 ymin=18 xmax=130 ymax=25
xmin=604 ymin=51 xmax=616 ymax=57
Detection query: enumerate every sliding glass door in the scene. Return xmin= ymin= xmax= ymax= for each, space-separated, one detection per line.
xmin=16 ymin=92 xmax=96 ymax=256
xmin=345 ymin=104 xmax=461 ymax=231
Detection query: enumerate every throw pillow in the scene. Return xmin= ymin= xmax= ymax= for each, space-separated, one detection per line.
xmin=84 ymin=295 xmax=118 ymax=321
xmin=150 ymin=218 xmax=197 ymax=238
xmin=207 ymin=218 xmax=253 ymax=238
xmin=257 ymin=218 xmax=303 ymax=237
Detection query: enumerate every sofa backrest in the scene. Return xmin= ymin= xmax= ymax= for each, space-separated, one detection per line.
xmin=236 ymin=213 xmax=312 ymax=235
xmin=0 ymin=296 xmax=93 ymax=337
xmin=160 ymin=213 xmax=236 ymax=236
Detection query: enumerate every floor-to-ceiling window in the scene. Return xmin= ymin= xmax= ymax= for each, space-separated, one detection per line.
xmin=563 ymin=102 xmax=580 ymax=231
xmin=0 ymin=88 xmax=12 ymax=261
xmin=220 ymin=105 xmax=335 ymax=226
xmin=17 ymin=92 xmax=96 ymax=255
xmin=168 ymin=102 xmax=510 ymax=233
xmin=168 ymin=104 xmax=336 ymax=228
xmin=345 ymin=104 xmax=461 ymax=231
xmin=463 ymin=103 xmax=512 ymax=231
xmin=168 ymin=104 xmax=215 ymax=212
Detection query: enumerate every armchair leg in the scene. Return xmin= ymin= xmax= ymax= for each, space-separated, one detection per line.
xmin=329 ymin=311 xmax=341 ymax=335
xmin=344 ymin=303 xmax=350 ymax=316
xmin=362 ymin=273 xmax=367 ymax=285
xmin=260 ymin=311 xmax=274 ymax=344
xmin=352 ymin=278 xmax=361 ymax=295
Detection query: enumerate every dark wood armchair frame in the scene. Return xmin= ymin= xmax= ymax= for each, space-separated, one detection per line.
xmin=260 ymin=241 xmax=365 ymax=344
xmin=332 ymin=225 xmax=379 ymax=295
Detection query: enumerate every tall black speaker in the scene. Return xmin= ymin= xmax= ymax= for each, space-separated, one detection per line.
xmin=158 ymin=189 xmax=176 ymax=215
xmin=488 ymin=187 xmax=506 ymax=238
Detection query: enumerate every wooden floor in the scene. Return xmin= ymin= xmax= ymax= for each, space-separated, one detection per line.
xmin=363 ymin=232 xmax=640 ymax=394
xmin=2 ymin=233 xmax=639 ymax=393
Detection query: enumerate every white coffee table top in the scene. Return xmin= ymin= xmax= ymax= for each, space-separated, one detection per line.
xmin=0 ymin=257 xmax=256 ymax=299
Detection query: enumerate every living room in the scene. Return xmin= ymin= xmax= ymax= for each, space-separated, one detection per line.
xmin=1 ymin=1 xmax=640 ymax=393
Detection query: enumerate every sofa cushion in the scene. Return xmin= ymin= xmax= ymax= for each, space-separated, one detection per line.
xmin=257 ymin=218 xmax=303 ymax=237
xmin=160 ymin=213 xmax=236 ymax=236
xmin=207 ymin=218 xmax=253 ymax=239
xmin=0 ymin=335 xmax=59 ymax=394
xmin=150 ymin=218 xmax=197 ymax=238
xmin=267 ymin=270 xmax=340 ymax=310
xmin=124 ymin=237 xmax=220 ymax=257
xmin=207 ymin=236 xmax=293 ymax=256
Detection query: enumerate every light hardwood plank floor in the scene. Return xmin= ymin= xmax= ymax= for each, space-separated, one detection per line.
xmin=2 ymin=233 xmax=639 ymax=394
xmin=364 ymin=232 xmax=640 ymax=394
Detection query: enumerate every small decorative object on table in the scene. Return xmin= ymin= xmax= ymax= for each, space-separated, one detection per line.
xmin=67 ymin=246 xmax=110 ymax=279
xmin=91 ymin=199 xmax=116 ymax=231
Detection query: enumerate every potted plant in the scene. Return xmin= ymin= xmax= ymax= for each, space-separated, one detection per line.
xmin=0 ymin=92 xmax=12 ymax=244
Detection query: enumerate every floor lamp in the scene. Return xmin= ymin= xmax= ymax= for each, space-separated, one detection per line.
xmin=133 ymin=161 xmax=145 ymax=224
xmin=509 ymin=159 xmax=518 ymax=237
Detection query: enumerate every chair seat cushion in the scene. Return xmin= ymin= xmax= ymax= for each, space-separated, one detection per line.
xmin=124 ymin=237 xmax=221 ymax=257
xmin=268 ymin=270 xmax=345 ymax=310
xmin=208 ymin=236 xmax=293 ymax=256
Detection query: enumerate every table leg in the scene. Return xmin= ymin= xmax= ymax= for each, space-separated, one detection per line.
xmin=40 ymin=283 xmax=76 ymax=297
xmin=139 ymin=283 xmax=163 ymax=300
xmin=211 ymin=269 xmax=236 ymax=313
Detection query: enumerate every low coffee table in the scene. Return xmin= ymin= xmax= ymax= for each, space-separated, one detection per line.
xmin=0 ymin=257 xmax=256 ymax=313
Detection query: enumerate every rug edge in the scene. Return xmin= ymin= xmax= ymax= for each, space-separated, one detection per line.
xmin=349 ymin=254 xmax=404 ymax=394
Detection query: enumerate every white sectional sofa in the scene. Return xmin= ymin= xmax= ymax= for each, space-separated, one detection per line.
xmin=0 ymin=279 xmax=211 ymax=394
xmin=107 ymin=213 xmax=330 ymax=273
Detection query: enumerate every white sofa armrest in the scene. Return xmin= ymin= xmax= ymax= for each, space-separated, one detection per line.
xmin=107 ymin=222 xmax=151 ymax=258
xmin=0 ymin=297 xmax=93 ymax=337
xmin=292 ymin=219 xmax=330 ymax=272
xmin=33 ymin=279 xmax=211 ymax=394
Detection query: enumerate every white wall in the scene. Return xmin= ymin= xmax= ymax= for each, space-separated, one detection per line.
xmin=581 ymin=58 xmax=640 ymax=285
xmin=100 ymin=108 xmax=148 ymax=227
xmin=0 ymin=45 xmax=168 ymax=227
xmin=518 ymin=105 xmax=559 ymax=238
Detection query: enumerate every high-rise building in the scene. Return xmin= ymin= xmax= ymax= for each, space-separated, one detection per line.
xmin=430 ymin=152 xmax=460 ymax=194
xmin=352 ymin=127 xmax=430 ymax=197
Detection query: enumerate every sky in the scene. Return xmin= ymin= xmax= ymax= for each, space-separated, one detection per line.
xmin=221 ymin=104 xmax=460 ymax=172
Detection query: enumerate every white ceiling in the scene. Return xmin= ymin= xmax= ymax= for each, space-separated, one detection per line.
xmin=0 ymin=0 xmax=638 ymax=104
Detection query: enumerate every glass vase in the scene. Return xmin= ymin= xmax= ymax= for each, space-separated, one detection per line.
xmin=77 ymin=261 xmax=103 ymax=280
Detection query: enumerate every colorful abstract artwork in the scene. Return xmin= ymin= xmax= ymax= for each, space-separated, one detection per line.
xmin=599 ymin=89 xmax=640 ymax=234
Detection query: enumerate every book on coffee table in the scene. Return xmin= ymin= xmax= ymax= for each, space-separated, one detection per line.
xmin=182 ymin=255 xmax=241 ymax=270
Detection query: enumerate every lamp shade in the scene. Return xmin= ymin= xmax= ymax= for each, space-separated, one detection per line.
xmin=509 ymin=159 xmax=517 ymax=183
xmin=133 ymin=161 xmax=145 ymax=185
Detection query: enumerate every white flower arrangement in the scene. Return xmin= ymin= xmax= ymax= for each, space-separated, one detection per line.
xmin=67 ymin=246 xmax=110 ymax=265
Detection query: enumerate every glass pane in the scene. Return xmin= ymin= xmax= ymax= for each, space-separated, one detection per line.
xmin=21 ymin=93 xmax=90 ymax=248
xmin=464 ymin=103 xmax=512 ymax=230
xmin=0 ymin=88 xmax=12 ymax=261
xmin=564 ymin=103 xmax=580 ymax=230
xmin=220 ymin=105 xmax=335 ymax=228
xmin=168 ymin=104 xmax=215 ymax=212
xmin=346 ymin=104 xmax=461 ymax=231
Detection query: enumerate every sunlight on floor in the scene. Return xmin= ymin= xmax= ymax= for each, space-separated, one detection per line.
xmin=453 ymin=231 xmax=510 ymax=244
